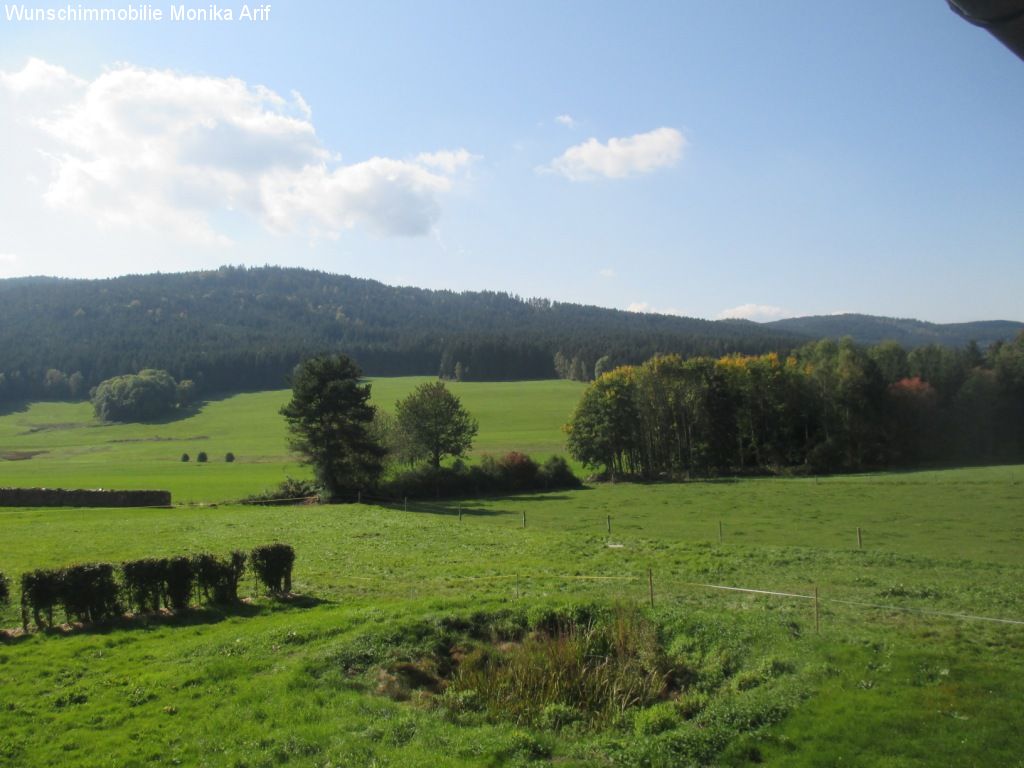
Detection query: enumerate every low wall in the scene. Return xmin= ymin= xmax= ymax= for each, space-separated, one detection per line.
xmin=0 ymin=488 xmax=171 ymax=508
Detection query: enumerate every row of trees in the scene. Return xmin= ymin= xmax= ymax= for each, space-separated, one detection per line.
xmin=566 ymin=334 xmax=1024 ymax=478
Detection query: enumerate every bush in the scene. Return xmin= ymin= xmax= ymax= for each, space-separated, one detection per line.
xmin=539 ymin=455 xmax=583 ymax=489
xmin=495 ymin=451 xmax=539 ymax=490
xmin=225 ymin=452 xmax=235 ymax=463
xmin=381 ymin=451 xmax=581 ymax=501
xmin=122 ymin=558 xmax=167 ymax=613
xmin=0 ymin=571 xmax=9 ymax=607
xmin=192 ymin=551 xmax=246 ymax=604
xmin=180 ymin=453 xmax=190 ymax=462
xmin=57 ymin=563 xmax=121 ymax=624
xmin=164 ymin=556 xmax=194 ymax=611
xmin=250 ymin=543 xmax=296 ymax=594
xmin=20 ymin=569 xmax=61 ymax=630
xmin=197 ymin=451 xmax=208 ymax=463
xmin=241 ymin=477 xmax=321 ymax=505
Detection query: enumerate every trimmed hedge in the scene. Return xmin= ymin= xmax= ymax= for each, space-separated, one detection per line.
xmin=20 ymin=569 xmax=61 ymax=631
xmin=165 ymin=556 xmax=194 ymax=611
xmin=251 ymin=543 xmax=295 ymax=594
xmin=193 ymin=551 xmax=247 ymax=605
xmin=122 ymin=558 xmax=167 ymax=614
xmin=12 ymin=544 xmax=294 ymax=632
xmin=58 ymin=563 xmax=121 ymax=624
xmin=0 ymin=571 xmax=9 ymax=607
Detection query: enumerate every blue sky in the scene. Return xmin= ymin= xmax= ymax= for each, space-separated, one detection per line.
xmin=0 ymin=1 xmax=1021 ymax=322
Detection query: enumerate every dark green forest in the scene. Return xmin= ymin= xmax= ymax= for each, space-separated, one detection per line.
xmin=1 ymin=265 xmax=1021 ymax=410
xmin=0 ymin=266 xmax=802 ymax=405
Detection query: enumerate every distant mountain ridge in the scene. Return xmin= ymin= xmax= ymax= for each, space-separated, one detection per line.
xmin=764 ymin=314 xmax=1023 ymax=348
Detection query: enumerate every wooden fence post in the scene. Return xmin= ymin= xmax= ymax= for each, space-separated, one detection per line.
xmin=648 ymin=568 xmax=655 ymax=608
xmin=857 ymin=527 xmax=863 ymax=549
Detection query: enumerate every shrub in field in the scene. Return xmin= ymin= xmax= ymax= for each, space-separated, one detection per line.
xmin=0 ymin=571 xmax=9 ymax=607
xmin=57 ymin=563 xmax=121 ymax=624
xmin=122 ymin=558 xmax=167 ymax=613
xmin=240 ymin=477 xmax=321 ymax=505
xmin=382 ymin=451 xmax=581 ymax=500
xmin=164 ymin=556 xmax=194 ymax=610
xmin=538 ymin=455 xmax=582 ymax=489
xmin=197 ymin=451 xmax=208 ymax=463
xmin=192 ymin=551 xmax=246 ymax=604
xmin=250 ymin=543 xmax=295 ymax=594
xmin=225 ymin=452 xmax=235 ymax=463
xmin=494 ymin=451 xmax=539 ymax=490
xmin=20 ymin=569 xmax=61 ymax=630
xmin=181 ymin=453 xmax=190 ymax=462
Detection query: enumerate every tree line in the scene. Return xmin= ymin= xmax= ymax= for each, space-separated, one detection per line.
xmin=565 ymin=334 xmax=1024 ymax=478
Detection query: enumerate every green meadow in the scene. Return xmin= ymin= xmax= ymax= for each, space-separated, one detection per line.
xmin=0 ymin=378 xmax=1022 ymax=767
xmin=0 ymin=378 xmax=587 ymax=503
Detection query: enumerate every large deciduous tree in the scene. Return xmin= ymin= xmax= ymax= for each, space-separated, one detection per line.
xmin=279 ymin=355 xmax=385 ymax=499
xmin=394 ymin=381 xmax=478 ymax=468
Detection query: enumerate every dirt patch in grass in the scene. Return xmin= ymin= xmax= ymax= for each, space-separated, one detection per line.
xmin=0 ymin=450 xmax=48 ymax=461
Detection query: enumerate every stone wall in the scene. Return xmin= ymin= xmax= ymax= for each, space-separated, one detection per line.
xmin=0 ymin=488 xmax=171 ymax=507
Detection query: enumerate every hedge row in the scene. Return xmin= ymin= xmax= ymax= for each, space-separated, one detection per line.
xmin=13 ymin=543 xmax=295 ymax=632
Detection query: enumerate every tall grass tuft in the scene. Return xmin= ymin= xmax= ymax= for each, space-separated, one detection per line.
xmin=449 ymin=604 xmax=670 ymax=726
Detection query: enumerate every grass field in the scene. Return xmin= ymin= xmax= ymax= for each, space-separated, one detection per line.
xmin=1 ymin=379 xmax=1022 ymax=767
xmin=0 ymin=378 xmax=586 ymax=503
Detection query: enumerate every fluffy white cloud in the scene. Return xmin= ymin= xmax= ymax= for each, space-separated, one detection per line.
xmin=627 ymin=302 xmax=687 ymax=316
xmin=716 ymin=304 xmax=791 ymax=322
xmin=0 ymin=57 xmax=84 ymax=94
xmin=0 ymin=58 xmax=474 ymax=243
xmin=415 ymin=148 xmax=477 ymax=174
xmin=544 ymin=127 xmax=685 ymax=180
xmin=599 ymin=267 xmax=616 ymax=278
xmin=555 ymin=114 xmax=577 ymax=128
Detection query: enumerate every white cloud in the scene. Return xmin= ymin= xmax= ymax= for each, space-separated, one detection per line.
xmin=415 ymin=148 xmax=478 ymax=174
xmin=544 ymin=126 xmax=685 ymax=180
xmin=0 ymin=253 xmax=17 ymax=263
xmin=555 ymin=114 xmax=577 ymax=128
xmin=716 ymin=304 xmax=792 ymax=322
xmin=0 ymin=58 xmax=475 ymax=243
xmin=599 ymin=267 xmax=616 ymax=278
xmin=627 ymin=302 xmax=687 ymax=316
xmin=0 ymin=57 xmax=84 ymax=94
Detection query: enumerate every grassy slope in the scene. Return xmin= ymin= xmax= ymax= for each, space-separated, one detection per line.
xmin=0 ymin=381 xmax=1022 ymax=766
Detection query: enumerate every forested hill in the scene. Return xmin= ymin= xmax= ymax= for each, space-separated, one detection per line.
xmin=764 ymin=314 xmax=1024 ymax=348
xmin=0 ymin=266 xmax=800 ymax=401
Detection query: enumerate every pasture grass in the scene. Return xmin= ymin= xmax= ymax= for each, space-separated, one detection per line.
xmin=0 ymin=381 xmax=1022 ymax=766
xmin=0 ymin=377 xmax=586 ymax=503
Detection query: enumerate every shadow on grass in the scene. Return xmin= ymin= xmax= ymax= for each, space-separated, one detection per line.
xmin=0 ymin=593 xmax=330 ymax=644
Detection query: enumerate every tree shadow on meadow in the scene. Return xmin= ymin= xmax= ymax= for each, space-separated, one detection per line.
xmin=0 ymin=593 xmax=332 ymax=645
